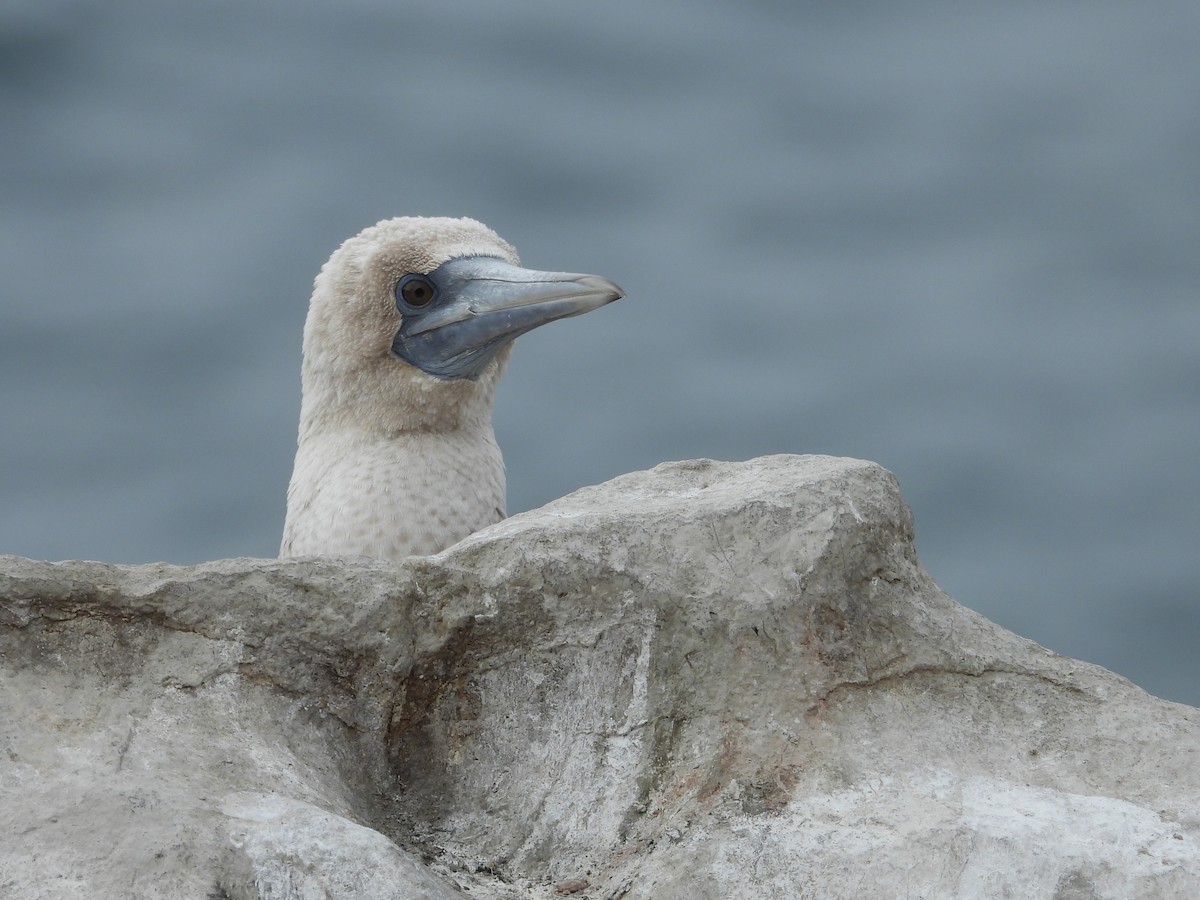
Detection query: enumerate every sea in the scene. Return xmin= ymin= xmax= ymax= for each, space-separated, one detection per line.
xmin=2 ymin=0 xmax=1197 ymax=704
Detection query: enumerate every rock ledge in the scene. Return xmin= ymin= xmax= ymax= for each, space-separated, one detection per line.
xmin=2 ymin=455 xmax=1197 ymax=898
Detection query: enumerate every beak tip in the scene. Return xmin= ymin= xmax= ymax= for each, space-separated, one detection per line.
xmin=575 ymin=274 xmax=625 ymax=303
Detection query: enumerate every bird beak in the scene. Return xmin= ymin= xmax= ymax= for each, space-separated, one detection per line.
xmin=391 ymin=256 xmax=625 ymax=379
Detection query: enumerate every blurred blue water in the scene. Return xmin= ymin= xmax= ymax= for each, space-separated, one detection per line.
xmin=2 ymin=0 xmax=1197 ymax=704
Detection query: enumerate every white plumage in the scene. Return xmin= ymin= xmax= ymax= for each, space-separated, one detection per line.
xmin=280 ymin=216 xmax=622 ymax=560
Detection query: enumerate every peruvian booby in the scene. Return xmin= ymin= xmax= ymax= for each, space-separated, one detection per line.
xmin=280 ymin=216 xmax=623 ymax=560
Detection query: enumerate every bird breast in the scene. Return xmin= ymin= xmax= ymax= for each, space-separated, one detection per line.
xmin=281 ymin=426 xmax=505 ymax=559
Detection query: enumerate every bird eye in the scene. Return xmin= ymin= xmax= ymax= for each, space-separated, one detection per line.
xmin=396 ymin=275 xmax=436 ymax=309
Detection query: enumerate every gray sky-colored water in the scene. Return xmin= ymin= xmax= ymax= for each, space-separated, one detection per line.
xmin=2 ymin=0 xmax=1198 ymax=705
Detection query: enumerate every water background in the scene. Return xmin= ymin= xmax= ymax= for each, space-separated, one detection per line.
xmin=3 ymin=1 xmax=1198 ymax=705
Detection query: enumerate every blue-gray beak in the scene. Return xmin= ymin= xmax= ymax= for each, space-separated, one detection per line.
xmin=390 ymin=256 xmax=624 ymax=379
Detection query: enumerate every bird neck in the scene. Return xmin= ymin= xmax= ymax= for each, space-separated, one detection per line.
xmin=296 ymin=356 xmax=502 ymax=444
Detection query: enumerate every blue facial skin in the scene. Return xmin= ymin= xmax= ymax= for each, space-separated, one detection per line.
xmin=390 ymin=256 xmax=623 ymax=380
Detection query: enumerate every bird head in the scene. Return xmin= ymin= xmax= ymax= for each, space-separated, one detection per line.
xmin=297 ymin=216 xmax=623 ymax=437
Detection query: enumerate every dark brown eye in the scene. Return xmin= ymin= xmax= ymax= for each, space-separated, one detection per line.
xmin=396 ymin=275 xmax=436 ymax=309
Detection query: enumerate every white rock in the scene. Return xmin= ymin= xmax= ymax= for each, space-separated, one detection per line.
xmin=1 ymin=455 xmax=1197 ymax=898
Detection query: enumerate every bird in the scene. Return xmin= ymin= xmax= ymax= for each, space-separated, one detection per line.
xmin=280 ymin=216 xmax=624 ymax=560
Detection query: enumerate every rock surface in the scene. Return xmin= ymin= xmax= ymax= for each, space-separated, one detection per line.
xmin=1 ymin=454 xmax=1197 ymax=899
